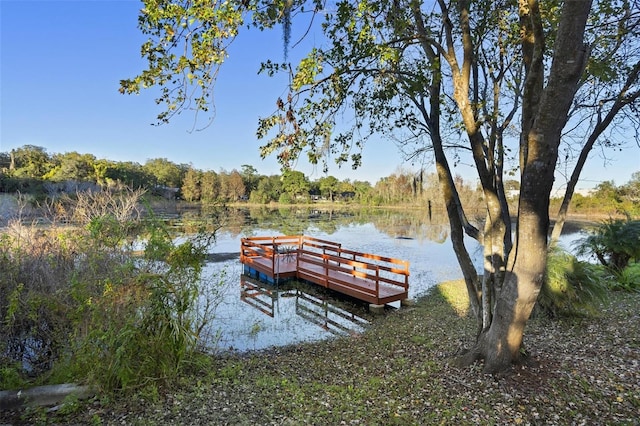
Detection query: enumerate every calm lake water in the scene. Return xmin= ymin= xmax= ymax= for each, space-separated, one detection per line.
xmin=191 ymin=206 xmax=583 ymax=353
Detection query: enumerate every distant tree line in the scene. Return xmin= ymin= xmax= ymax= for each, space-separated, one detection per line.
xmin=0 ymin=145 xmax=475 ymax=206
xmin=550 ymin=173 xmax=640 ymax=218
xmin=1 ymin=145 xmax=637 ymax=215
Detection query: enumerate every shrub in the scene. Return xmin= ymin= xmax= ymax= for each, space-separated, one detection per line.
xmin=611 ymin=262 xmax=640 ymax=292
xmin=574 ymin=218 xmax=640 ymax=273
xmin=538 ymin=245 xmax=610 ymax=318
xmin=0 ymin=188 xmax=225 ymax=393
xmin=0 ymin=224 xmax=80 ymax=381
xmin=58 ymin=216 xmax=224 ymax=392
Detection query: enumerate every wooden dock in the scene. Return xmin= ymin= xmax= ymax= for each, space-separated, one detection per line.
xmin=240 ymin=235 xmax=410 ymax=309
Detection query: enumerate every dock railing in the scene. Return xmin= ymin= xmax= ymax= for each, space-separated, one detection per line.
xmin=296 ymin=244 xmax=409 ymax=305
xmin=240 ymin=235 xmax=301 ymax=277
xmin=241 ymin=235 xmax=409 ymax=306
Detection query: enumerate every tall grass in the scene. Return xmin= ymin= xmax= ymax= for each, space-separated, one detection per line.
xmin=0 ymin=189 xmax=225 ymax=393
xmin=538 ymin=245 xmax=610 ymax=318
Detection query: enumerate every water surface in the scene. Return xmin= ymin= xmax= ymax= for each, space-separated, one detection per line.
xmin=197 ymin=207 xmax=583 ymax=352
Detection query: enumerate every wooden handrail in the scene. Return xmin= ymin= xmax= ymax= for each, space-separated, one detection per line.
xmin=242 ymin=235 xmax=410 ymax=302
xmin=297 ymin=248 xmax=407 ymax=292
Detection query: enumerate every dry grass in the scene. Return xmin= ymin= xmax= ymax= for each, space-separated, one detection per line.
xmin=3 ymin=280 xmax=639 ymax=425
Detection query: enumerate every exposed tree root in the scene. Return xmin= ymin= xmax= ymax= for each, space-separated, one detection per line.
xmin=452 ymin=344 xmax=535 ymax=376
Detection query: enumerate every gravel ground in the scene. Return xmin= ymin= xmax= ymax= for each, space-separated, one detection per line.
xmin=2 ymin=281 xmax=638 ymax=425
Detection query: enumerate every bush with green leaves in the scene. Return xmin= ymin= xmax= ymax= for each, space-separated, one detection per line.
xmin=68 ymin=220 xmax=223 ymax=392
xmin=537 ymin=245 xmax=610 ymax=318
xmin=0 ymin=189 xmax=225 ymax=393
xmin=574 ymin=218 xmax=640 ymax=273
xmin=278 ymin=192 xmax=293 ymax=204
xmin=572 ymin=217 xmax=640 ymax=293
xmin=611 ymin=262 xmax=640 ymax=292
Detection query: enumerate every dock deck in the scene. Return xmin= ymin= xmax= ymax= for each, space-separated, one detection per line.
xmin=240 ymin=235 xmax=409 ymax=307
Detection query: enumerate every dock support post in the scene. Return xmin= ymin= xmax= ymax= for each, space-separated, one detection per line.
xmin=369 ymin=304 xmax=385 ymax=315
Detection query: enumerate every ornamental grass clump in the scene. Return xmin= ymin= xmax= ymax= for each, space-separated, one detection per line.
xmin=613 ymin=262 xmax=640 ymax=292
xmin=538 ymin=244 xmax=610 ymax=318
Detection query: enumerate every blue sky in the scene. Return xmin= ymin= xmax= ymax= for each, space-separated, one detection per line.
xmin=1 ymin=0 xmax=638 ymax=188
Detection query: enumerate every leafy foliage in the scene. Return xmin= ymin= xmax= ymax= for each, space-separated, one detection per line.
xmin=3 ymin=143 xmax=638 ymax=213
xmin=611 ymin=262 xmax=640 ymax=292
xmin=574 ymin=218 xmax=640 ymax=272
xmin=537 ymin=245 xmax=610 ymax=318
xmin=0 ymin=189 xmax=224 ymax=392
xmin=117 ymin=0 xmax=261 ymax=128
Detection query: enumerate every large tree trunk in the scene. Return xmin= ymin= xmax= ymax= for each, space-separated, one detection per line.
xmin=458 ymin=0 xmax=593 ymax=373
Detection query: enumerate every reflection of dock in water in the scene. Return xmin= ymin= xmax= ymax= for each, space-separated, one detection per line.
xmin=295 ymin=291 xmax=369 ymax=337
xmin=240 ymin=275 xmax=278 ymax=317
xmin=240 ymin=274 xmax=369 ymax=336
